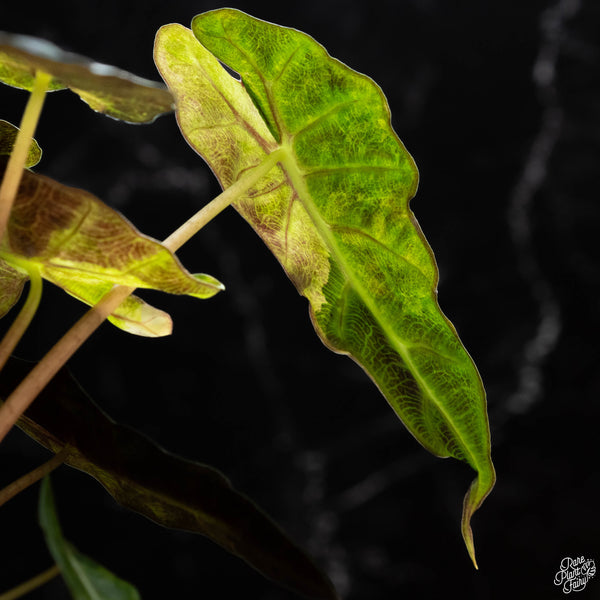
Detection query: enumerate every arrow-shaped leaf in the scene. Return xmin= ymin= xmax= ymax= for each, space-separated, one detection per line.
xmin=0 ymin=159 xmax=223 ymax=336
xmin=0 ymin=31 xmax=173 ymax=123
xmin=39 ymin=476 xmax=141 ymax=600
xmin=0 ymin=359 xmax=337 ymax=600
xmin=154 ymin=9 xmax=495 ymax=565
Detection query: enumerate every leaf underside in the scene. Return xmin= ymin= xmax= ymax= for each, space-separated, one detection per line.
xmin=0 ymin=359 xmax=337 ymax=600
xmin=154 ymin=9 xmax=495 ymax=565
xmin=39 ymin=476 xmax=141 ymax=600
xmin=0 ymin=159 xmax=223 ymax=336
xmin=0 ymin=30 xmax=173 ymax=123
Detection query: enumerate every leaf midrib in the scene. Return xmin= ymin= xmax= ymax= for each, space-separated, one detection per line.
xmin=198 ymin=19 xmax=482 ymax=470
xmin=65 ymin=545 xmax=104 ymax=600
xmin=278 ymin=145 xmax=479 ymax=468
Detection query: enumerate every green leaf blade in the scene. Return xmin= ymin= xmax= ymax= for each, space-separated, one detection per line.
xmin=39 ymin=476 xmax=141 ymax=600
xmin=153 ymin=23 xmax=277 ymax=189
xmin=0 ymin=31 xmax=173 ymax=123
xmin=157 ymin=9 xmax=495 ymax=565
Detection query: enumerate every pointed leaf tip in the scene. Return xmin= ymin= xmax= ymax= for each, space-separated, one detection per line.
xmin=461 ymin=463 xmax=496 ymax=568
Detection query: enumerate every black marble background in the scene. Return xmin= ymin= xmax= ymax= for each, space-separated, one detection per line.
xmin=1 ymin=1 xmax=599 ymax=598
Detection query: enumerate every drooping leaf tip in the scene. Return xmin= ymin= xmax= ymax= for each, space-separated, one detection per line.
xmin=193 ymin=272 xmax=225 ymax=292
xmin=461 ymin=463 xmax=496 ymax=569
xmin=463 ymin=522 xmax=479 ymax=570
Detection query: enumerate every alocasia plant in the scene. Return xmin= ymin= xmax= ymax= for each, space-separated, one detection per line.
xmin=0 ymin=8 xmax=495 ymax=599
xmin=154 ymin=8 xmax=495 ymax=568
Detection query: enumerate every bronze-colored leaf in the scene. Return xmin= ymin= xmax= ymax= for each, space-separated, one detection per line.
xmin=0 ymin=359 xmax=337 ymax=600
xmin=0 ymin=159 xmax=223 ymax=336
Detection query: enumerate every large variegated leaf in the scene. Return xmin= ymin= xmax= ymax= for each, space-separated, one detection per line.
xmin=154 ymin=9 xmax=495 ymax=565
xmin=0 ymin=159 xmax=223 ymax=336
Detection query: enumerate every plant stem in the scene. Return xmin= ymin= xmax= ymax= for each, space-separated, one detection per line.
xmin=0 ymin=285 xmax=134 ymax=443
xmin=162 ymin=148 xmax=285 ymax=252
xmin=0 ymin=150 xmax=285 ymax=443
xmin=0 ymin=565 xmax=61 ymax=600
xmin=0 ymin=447 xmax=68 ymax=508
xmin=0 ymin=264 xmax=43 ymax=373
xmin=0 ymin=70 xmax=51 ymax=242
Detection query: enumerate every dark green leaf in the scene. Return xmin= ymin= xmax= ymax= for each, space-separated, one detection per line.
xmin=0 ymin=359 xmax=337 ymax=600
xmin=0 ymin=31 xmax=173 ymax=123
xmin=155 ymin=9 xmax=495 ymax=565
xmin=39 ymin=476 xmax=141 ymax=600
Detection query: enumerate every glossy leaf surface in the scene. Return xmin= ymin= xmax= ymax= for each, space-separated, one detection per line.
xmin=0 ymin=160 xmax=223 ymax=336
xmin=0 ymin=31 xmax=173 ymax=123
xmin=0 ymin=119 xmax=41 ymax=166
xmin=0 ymin=360 xmax=337 ymax=600
xmin=39 ymin=476 xmax=141 ymax=600
xmin=155 ymin=9 xmax=495 ymax=564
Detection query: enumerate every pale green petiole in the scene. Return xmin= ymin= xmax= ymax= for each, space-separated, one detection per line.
xmin=162 ymin=148 xmax=285 ymax=252
xmin=0 ymin=70 xmax=51 ymax=242
xmin=0 ymin=151 xmax=284 ymax=444
xmin=0 ymin=260 xmax=43 ymax=373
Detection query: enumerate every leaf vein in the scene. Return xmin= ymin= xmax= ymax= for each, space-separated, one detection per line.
xmin=281 ymin=155 xmax=477 ymax=467
xmin=329 ymin=223 xmax=429 ymax=281
xmin=290 ymin=99 xmax=359 ymax=138
xmin=272 ymin=46 xmax=301 ymax=84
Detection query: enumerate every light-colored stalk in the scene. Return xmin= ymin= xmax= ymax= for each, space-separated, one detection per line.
xmin=162 ymin=148 xmax=284 ymax=252
xmin=0 ymin=565 xmax=61 ymax=600
xmin=0 ymin=150 xmax=284 ymax=443
xmin=0 ymin=446 xmax=68 ymax=507
xmin=0 ymin=70 xmax=51 ymax=242
xmin=0 ymin=264 xmax=43 ymax=373
xmin=0 ymin=285 xmax=134 ymax=443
